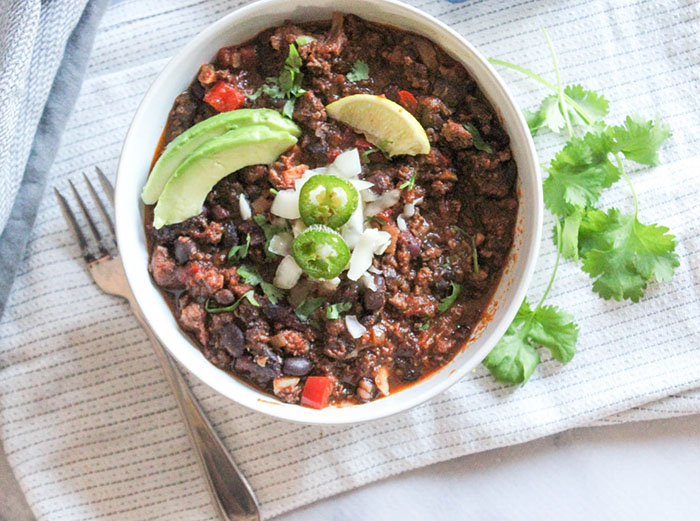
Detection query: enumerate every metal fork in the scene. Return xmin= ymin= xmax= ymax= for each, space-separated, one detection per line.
xmin=55 ymin=168 xmax=260 ymax=521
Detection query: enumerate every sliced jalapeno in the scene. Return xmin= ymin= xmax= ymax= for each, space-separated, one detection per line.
xmin=298 ymin=174 xmax=359 ymax=229
xmin=292 ymin=225 xmax=351 ymax=280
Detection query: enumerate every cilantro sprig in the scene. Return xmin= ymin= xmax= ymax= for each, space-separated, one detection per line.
xmin=347 ymin=60 xmax=370 ymax=82
xmin=484 ymin=27 xmax=676 ymax=385
xmin=248 ymin=43 xmax=306 ymax=118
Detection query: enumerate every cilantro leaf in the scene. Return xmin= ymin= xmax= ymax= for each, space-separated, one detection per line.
xmin=237 ymin=265 xmax=262 ymax=285
xmin=295 ymin=297 xmax=325 ymax=321
xmin=527 ymin=305 xmax=578 ymax=363
xmin=560 ymin=208 xmax=583 ymax=260
xmin=285 ymin=43 xmax=302 ymax=70
xmin=228 ymin=233 xmax=250 ymax=260
xmin=563 ymin=84 xmax=609 ymax=126
xmin=483 ymin=300 xmax=540 ymax=384
xmin=282 ymin=98 xmax=296 ymax=119
xmin=483 ymin=298 xmax=578 ymax=384
xmin=543 ymin=129 xmax=620 ymax=217
xmin=462 ymin=123 xmax=493 ymax=153
xmin=438 ymin=281 xmax=462 ymax=312
xmin=608 ymin=116 xmax=672 ymax=166
xmin=578 ymin=208 xmax=679 ymax=302
xmin=261 ymin=281 xmax=285 ymax=304
xmin=527 ymin=86 xmax=608 ymax=135
xmin=346 ymin=60 xmax=370 ymax=82
xmin=326 ymin=302 xmax=352 ymax=320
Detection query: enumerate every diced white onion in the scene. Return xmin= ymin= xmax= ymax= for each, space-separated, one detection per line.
xmin=271 ymin=189 xmax=300 ymax=219
xmin=269 ymin=232 xmax=293 ymax=256
xmin=291 ymin=219 xmax=307 ymax=237
xmin=413 ymin=197 xmax=424 ymax=205
xmin=402 ymin=203 xmax=415 ymax=218
xmin=274 ymin=255 xmax=303 ymax=289
xmin=347 ymin=229 xmax=392 ymax=280
xmin=361 ymin=188 xmax=380 ymax=202
xmin=345 ymin=315 xmax=367 ymax=339
xmin=360 ymin=272 xmax=377 ymax=291
xmin=368 ymin=265 xmax=383 ymax=274
xmin=340 ymin=198 xmax=364 ymax=249
xmin=365 ymin=189 xmax=400 ymax=216
xmin=273 ymin=376 xmax=300 ymax=394
xmin=328 ymin=148 xmax=361 ymax=178
xmin=350 ymin=179 xmax=374 ymax=192
xmin=397 ymin=214 xmax=407 ymax=231
xmin=319 ymin=277 xmax=341 ymax=292
xmin=238 ymin=194 xmax=252 ymax=220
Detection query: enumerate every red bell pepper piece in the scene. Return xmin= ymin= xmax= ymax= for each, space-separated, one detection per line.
xmin=397 ymin=90 xmax=418 ymax=114
xmin=203 ymin=81 xmax=245 ymax=112
xmin=300 ymin=376 xmax=333 ymax=409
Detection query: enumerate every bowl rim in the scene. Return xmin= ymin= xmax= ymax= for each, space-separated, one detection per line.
xmin=115 ymin=0 xmax=542 ymax=425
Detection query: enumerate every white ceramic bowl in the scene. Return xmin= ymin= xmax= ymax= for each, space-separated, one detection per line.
xmin=115 ymin=0 xmax=542 ymax=424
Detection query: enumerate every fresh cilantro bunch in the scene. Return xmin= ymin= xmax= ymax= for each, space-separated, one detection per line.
xmin=484 ymin=28 xmax=677 ymax=385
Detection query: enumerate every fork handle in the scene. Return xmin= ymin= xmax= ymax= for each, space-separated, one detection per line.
xmin=128 ymin=298 xmax=260 ymax=521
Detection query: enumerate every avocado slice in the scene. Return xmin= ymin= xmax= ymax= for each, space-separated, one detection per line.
xmin=153 ymin=125 xmax=297 ymax=228
xmin=142 ymin=109 xmax=300 ymax=204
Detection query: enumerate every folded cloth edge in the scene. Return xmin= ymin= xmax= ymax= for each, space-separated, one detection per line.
xmin=0 ymin=0 xmax=110 ymax=319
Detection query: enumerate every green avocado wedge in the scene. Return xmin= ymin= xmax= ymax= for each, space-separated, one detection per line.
xmin=141 ymin=109 xmax=301 ymax=204
xmin=153 ymin=125 xmax=297 ymax=228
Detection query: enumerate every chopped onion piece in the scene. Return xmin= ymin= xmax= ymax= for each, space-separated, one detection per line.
xmin=368 ymin=265 xmax=383 ymax=274
xmin=328 ymin=148 xmax=361 ymax=178
xmin=361 ymin=188 xmax=379 ymax=202
xmin=365 ymin=189 xmax=400 ymax=216
xmin=271 ymin=189 xmax=300 ymax=219
xmin=274 ymin=255 xmax=303 ymax=289
xmin=291 ymin=219 xmax=307 ymax=237
xmin=347 ymin=228 xmax=392 ymax=280
xmin=273 ymin=376 xmax=299 ymax=394
xmin=239 ymin=194 xmax=252 ymax=220
xmin=320 ymin=277 xmax=341 ymax=292
xmin=340 ymin=198 xmax=364 ymax=249
xmin=413 ymin=197 xmax=424 ymax=205
xmin=345 ymin=315 xmax=367 ymax=339
xmin=402 ymin=203 xmax=415 ymax=218
xmin=396 ymin=214 xmax=407 ymax=231
xmin=269 ymin=232 xmax=293 ymax=256
xmin=350 ymin=179 xmax=374 ymax=192
xmin=360 ymin=272 xmax=377 ymax=291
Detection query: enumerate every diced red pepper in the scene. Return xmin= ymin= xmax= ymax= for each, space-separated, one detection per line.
xmin=397 ymin=90 xmax=418 ymax=114
xmin=300 ymin=376 xmax=333 ymax=409
xmin=203 ymin=81 xmax=245 ymax=112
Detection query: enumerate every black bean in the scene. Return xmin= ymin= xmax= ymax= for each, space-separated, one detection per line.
xmin=234 ymin=354 xmax=276 ymax=384
xmin=214 ymin=289 xmax=235 ymax=305
xmin=173 ymin=237 xmax=196 ymax=264
xmin=215 ymin=323 xmax=245 ymax=357
xmin=262 ymin=304 xmax=306 ymax=331
xmin=220 ymin=221 xmax=239 ymax=249
xmin=363 ymin=275 xmax=386 ymax=311
xmin=283 ymin=357 xmax=313 ymax=376
xmin=395 ymin=340 xmax=420 ymax=358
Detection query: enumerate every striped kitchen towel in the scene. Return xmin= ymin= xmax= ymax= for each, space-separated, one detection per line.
xmin=1 ymin=1 xmax=699 ymax=520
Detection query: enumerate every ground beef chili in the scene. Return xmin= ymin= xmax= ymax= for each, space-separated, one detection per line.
xmin=145 ymin=14 xmax=518 ymax=407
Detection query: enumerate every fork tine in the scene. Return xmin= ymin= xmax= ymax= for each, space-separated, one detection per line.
xmin=95 ymin=166 xmax=115 ymax=207
xmin=68 ymin=180 xmax=105 ymax=252
xmin=83 ymin=172 xmax=116 ymax=244
xmin=54 ymin=188 xmax=95 ymax=262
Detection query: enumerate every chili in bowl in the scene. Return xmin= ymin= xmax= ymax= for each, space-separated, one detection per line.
xmin=115 ymin=0 xmax=542 ymax=424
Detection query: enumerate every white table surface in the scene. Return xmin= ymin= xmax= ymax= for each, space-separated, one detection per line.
xmin=2 ymin=414 xmax=699 ymax=521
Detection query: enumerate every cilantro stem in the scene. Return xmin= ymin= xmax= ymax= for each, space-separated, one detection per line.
xmin=614 ymin=152 xmax=638 ymax=217
xmin=542 ymin=27 xmax=574 ymax=138
xmin=536 ymin=219 xmax=562 ymax=310
xmin=488 ymin=59 xmax=596 ymax=126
